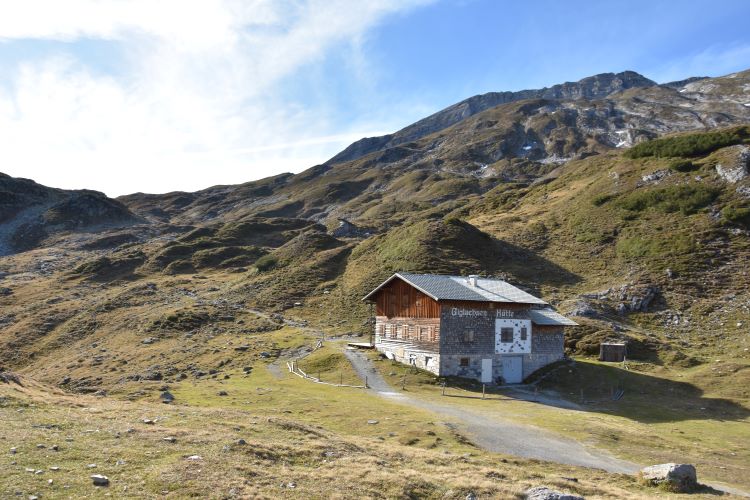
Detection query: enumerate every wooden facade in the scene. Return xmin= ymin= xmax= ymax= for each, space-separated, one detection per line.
xmin=375 ymin=278 xmax=440 ymax=318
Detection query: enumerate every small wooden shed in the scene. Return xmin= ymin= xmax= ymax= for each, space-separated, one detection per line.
xmin=599 ymin=342 xmax=627 ymax=362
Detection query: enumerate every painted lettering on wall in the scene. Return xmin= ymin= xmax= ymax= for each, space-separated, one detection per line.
xmin=450 ymin=307 xmax=488 ymax=318
xmin=495 ymin=310 xmax=515 ymax=318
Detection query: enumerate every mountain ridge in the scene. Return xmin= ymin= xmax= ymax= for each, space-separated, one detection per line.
xmin=328 ymin=70 xmax=659 ymax=164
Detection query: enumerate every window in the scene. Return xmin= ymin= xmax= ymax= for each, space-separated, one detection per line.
xmin=419 ymin=327 xmax=429 ymax=341
xmin=385 ymin=324 xmax=393 ymax=339
xmin=500 ymin=327 xmax=514 ymax=343
xmin=463 ymin=329 xmax=475 ymax=342
xmin=520 ymin=326 xmax=528 ymax=341
xmin=460 ymin=357 xmax=470 ymax=367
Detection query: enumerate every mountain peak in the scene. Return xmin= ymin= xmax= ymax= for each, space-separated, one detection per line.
xmin=328 ymin=70 xmax=658 ymax=165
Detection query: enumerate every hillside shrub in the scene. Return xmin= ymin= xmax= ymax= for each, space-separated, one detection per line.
xmin=668 ymin=160 xmax=698 ymax=172
xmin=618 ymin=185 xmax=720 ymax=215
xmin=721 ymin=204 xmax=750 ymax=227
xmin=254 ymin=254 xmax=278 ymax=271
xmin=616 ymin=236 xmax=658 ymax=259
xmin=624 ymin=126 xmax=749 ymax=159
xmin=592 ymin=193 xmax=615 ymax=206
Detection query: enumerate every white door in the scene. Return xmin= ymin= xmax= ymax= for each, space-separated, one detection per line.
xmin=480 ymin=358 xmax=493 ymax=383
xmin=502 ymin=357 xmax=523 ymax=384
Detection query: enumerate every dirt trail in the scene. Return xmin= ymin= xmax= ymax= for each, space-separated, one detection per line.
xmin=344 ymin=348 xmax=635 ymax=474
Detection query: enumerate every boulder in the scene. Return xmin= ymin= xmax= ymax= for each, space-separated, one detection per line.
xmin=160 ymin=391 xmax=175 ymax=403
xmin=525 ymin=486 xmax=584 ymax=500
xmin=91 ymin=474 xmax=110 ymax=487
xmin=640 ymin=463 xmax=697 ymax=492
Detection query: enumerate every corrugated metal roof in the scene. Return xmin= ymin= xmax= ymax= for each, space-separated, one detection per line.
xmin=529 ymin=308 xmax=579 ymax=326
xmin=363 ymin=272 xmax=547 ymax=305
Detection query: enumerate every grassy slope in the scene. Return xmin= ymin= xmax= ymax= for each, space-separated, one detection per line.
xmin=3 ymin=364 xmax=669 ymax=499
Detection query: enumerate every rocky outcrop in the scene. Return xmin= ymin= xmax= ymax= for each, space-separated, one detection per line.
xmin=331 ymin=218 xmax=370 ymax=238
xmin=640 ymin=463 xmax=698 ymax=492
xmin=716 ymin=145 xmax=750 ymax=183
xmin=616 ymin=284 xmax=659 ymax=314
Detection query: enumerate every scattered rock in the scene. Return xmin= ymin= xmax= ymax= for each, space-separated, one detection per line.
xmin=9 ymin=447 xmax=16 ymax=454
xmin=236 ymin=439 xmax=247 ymax=445
xmin=525 ymin=486 xmax=584 ymax=500
xmin=367 ymin=420 xmax=379 ymax=425
xmin=163 ymin=437 xmax=176 ymax=443
xmin=640 ymin=463 xmax=698 ymax=492
xmin=259 ymin=352 xmax=271 ymax=359
xmin=141 ymin=337 xmax=157 ymax=345
xmin=91 ymin=474 xmax=110 ymax=487
xmin=160 ymin=391 xmax=175 ymax=404
xmin=641 ymin=169 xmax=671 ymax=185
xmin=142 ymin=419 xmax=155 ymax=425
xmin=186 ymin=455 xmax=203 ymax=461
xmin=568 ymin=300 xmax=598 ymax=318
xmin=217 ymin=391 xmax=228 ymax=396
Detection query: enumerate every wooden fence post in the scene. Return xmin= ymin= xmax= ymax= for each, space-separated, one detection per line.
xmin=482 ymin=384 xmax=485 ymax=400
xmin=442 ymin=381 xmax=446 ymax=396
xmin=365 ymin=376 xmax=368 ymax=389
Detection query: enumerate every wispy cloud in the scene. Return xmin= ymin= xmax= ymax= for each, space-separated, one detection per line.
xmin=649 ymin=42 xmax=750 ymax=83
xmin=0 ymin=0 xmax=430 ymax=195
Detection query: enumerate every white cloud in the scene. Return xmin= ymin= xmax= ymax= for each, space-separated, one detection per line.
xmin=0 ymin=0 xmax=430 ymax=195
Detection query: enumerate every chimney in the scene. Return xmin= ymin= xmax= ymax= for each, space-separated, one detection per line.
xmin=468 ymin=275 xmax=478 ymax=287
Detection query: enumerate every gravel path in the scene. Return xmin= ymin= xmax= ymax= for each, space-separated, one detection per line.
xmin=344 ymin=348 xmax=639 ymax=474
xmin=344 ymin=348 xmax=750 ymax=496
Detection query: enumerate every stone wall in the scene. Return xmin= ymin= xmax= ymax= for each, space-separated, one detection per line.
xmin=523 ymin=328 xmax=564 ymax=377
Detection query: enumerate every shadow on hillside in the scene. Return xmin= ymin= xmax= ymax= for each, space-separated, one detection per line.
xmin=522 ymin=360 xmax=750 ymax=424
xmin=430 ymin=219 xmax=582 ymax=289
xmin=440 ymin=360 xmax=750 ymax=423
xmin=491 ymin=238 xmax=581 ymax=289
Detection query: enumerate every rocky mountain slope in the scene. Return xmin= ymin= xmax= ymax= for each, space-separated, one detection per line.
xmin=0 ymin=173 xmax=140 ymax=255
xmin=118 ymin=69 xmax=750 ymax=231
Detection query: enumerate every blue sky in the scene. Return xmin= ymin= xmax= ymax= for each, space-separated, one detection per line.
xmin=0 ymin=0 xmax=748 ymax=196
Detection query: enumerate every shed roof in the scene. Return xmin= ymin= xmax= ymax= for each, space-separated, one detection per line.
xmin=362 ymin=272 xmax=547 ymax=305
xmin=529 ymin=308 xmax=579 ymax=326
